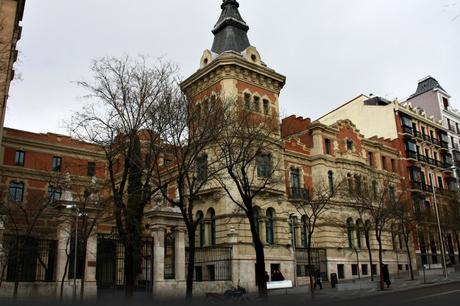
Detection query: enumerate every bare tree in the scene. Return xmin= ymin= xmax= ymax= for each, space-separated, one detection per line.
xmin=0 ymin=173 xmax=62 ymax=300
xmin=293 ymin=178 xmax=344 ymax=300
xmin=69 ymin=55 xmax=175 ymax=297
xmin=389 ymin=186 xmax=417 ymax=281
xmin=348 ymin=174 xmax=398 ymax=290
xmin=213 ymin=104 xmax=282 ymax=298
xmin=152 ymin=90 xmax=228 ymax=300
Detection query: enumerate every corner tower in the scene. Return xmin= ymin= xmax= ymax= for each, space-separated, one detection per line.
xmin=181 ymin=0 xmax=286 ymax=132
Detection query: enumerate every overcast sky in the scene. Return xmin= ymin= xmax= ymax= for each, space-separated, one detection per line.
xmin=5 ymin=0 xmax=460 ymax=134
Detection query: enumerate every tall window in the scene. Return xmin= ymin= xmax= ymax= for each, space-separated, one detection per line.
xmin=253 ymin=96 xmax=260 ymax=112
xmin=209 ymin=209 xmax=216 ymax=246
xmin=263 ymin=99 xmax=269 ymax=115
xmin=372 ymin=180 xmax=378 ymax=199
xmin=87 ymin=162 xmax=96 ymax=177
xmin=289 ymin=215 xmax=297 ymax=246
xmin=253 ymin=209 xmax=260 ymax=238
xmin=328 ymin=171 xmax=334 ymax=194
xmin=301 ymin=216 xmax=308 ymax=248
xmin=389 ymin=186 xmax=396 ymax=203
xmin=291 ymin=168 xmax=300 ymax=189
xmin=346 ymin=140 xmax=353 ymax=151
xmin=15 ymin=150 xmax=25 ymax=166
xmin=48 ymin=186 xmax=61 ymax=203
xmin=325 ymin=139 xmax=332 ymax=155
xmin=381 ymin=156 xmax=386 ymax=170
xmin=197 ymin=212 xmax=205 ymax=247
xmin=196 ymin=155 xmax=208 ymax=182
xmin=391 ymin=159 xmax=397 ymax=172
xmin=368 ymin=151 xmax=374 ymax=166
xmin=244 ymin=93 xmax=251 ymax=110
xmin=266 ymin=208 xmax=275 ymax=245
xmin=364 ymin=220 xmax=371 ymax=249
xmin=9 ymin=181 xmax=24 ymax=202
xmin=356 ymin=220 xmax=362 ymax=249
xmin=347 ymin=173 xmax=353 ymax=193
xmin=347 ymin=218 xmax=354 ymax=248
xmin=256 ymin=153 xmax=271 ymax=178
xmin=52 ymin=156 xmax=62 ymax=172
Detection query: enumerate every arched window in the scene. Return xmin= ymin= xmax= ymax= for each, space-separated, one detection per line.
xmin=253 ymin=207 xmax=260 ymax=238
xmin=328 ymin=171 xmax=334 ymax=194
xmin=266 ymin=208 xmax=275 ymax=245
xmin=356 ymin=220 xmax=363 ymax=249
xmin=364 ymin=220 xmax=372 ymax=249
xmin=196 ymin=211 xmax=205 ymax=247
xmin=347 ymin=218 xmax=354 ymax=248
xmin=207 ymin=208 xmax=216 ymax=246
xmin=301 ymin=215 xmax=308 ymax=248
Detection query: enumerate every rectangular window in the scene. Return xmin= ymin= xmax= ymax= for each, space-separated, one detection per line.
xmin=401 ymin=116 xmax=412 ymax=128
xmin=371 ymin=264 xmax=378 ymax=275
xmin=443 ymin=97 xmax=449 ymax=110
xmin=48 ymin=186 xmax=62 ymax=203
xmin=346 ymin=140 xmax=353 ymax=151
xmin=381 ymin=156 xmax=386 ymax=170
xmin=437 ymin=176 xmax=443 ymax=189
xmin=422 ymin=126 xmax=426 ymax=136
xmin=263 ymin=99 xmax=269 ymax=115
xmin=195 ymin=266 xmax=203 ymax=282
xmin=368 ymin=152 xmax=374 ymax=166
xmin=206 ymin=265 xmax=215 ymax=281
xmin=196 ymin=155 xmax=208 ymax=182
xmin=351 ymin=264 xmax=358 ymax=276
xmin=9 ymin=181 xmax=24 ymax=202
xmin=290 ymin=168 xmax=300 ymax=189
xmin=15 ymin=150 xmax=25 ymax=166
xmin=398 ymin=264 xmax=403 ymax=271
xmin=337 ymin=264 xmax=345 ymax=279
xmin=52 ymin=156 xmax=62 ymax=172
xmin=391 ymin=159 xmax=396 ymax=172
xmin=87 ymin=162 xmax=96 ymax=177
xmin=325 ymin=138 xmax=332 ymax=155
xmin=361 ymin=264 xmax=368 ymax=276
xmin=256 ymin=154 xmax=272 ymax=178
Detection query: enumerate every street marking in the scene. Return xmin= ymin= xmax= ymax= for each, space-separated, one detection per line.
xmin=410 ymin=289 xmax=460 ymax=301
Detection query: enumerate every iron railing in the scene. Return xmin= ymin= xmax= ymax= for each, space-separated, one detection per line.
xmin=185 ymin=246 xmax=232 ymax=282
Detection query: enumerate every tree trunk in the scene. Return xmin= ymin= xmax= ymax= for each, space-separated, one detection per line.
xmin=79 ymin=243 xmax=87 ymax=301
xmin=377 ymin=238 xmax=384 ymax=290
xmin=254 ymin=239 xmax=267 ymax=298
xmin=124 ymin=243 xmax=135 ymax=298
xmin=404 ymin=236 xmax=414 ymax=281
xmin=13 ymin=239 xmax=20 ymax=300
xmin=186 ymin=231 xmax=196 ymax=301
xmin=366 ymin=245 xmax=374 ymax=281
xmin=60 ymin=254 xmax=70 ymax=303
xmin=307 ymin=242 xmax=315 ymax=301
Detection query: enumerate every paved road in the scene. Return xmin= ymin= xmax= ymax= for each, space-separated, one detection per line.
xmin=263 ymin=282 xmax=460 ymax=306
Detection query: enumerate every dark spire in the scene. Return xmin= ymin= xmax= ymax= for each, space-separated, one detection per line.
xmin=211 ymin=0 xmax=251 ymax=54
xmin=410 ymin=76 xmax=447 ymax=98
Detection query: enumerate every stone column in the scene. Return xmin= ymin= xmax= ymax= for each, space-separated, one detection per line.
xmin=174 ymin=227 xmax=186 ymax=282
xmin=83 ymin=231 xmax=98 ymax=298
xmin=151 ymin=226 xmax=165 ymax=295
xmin=295 ymin=224 xmax=302 ymax=248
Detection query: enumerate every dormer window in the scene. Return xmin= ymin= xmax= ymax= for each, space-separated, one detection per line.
xmin=346 ymin=140 xmax=353 ymax=151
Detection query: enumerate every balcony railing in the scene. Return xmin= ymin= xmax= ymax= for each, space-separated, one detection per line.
xmin=289 ymin=187 xmax=309 ymax=200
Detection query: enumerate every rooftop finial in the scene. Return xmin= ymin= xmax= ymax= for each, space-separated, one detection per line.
xmin=211 ymin=0 xmax=251 ymax=54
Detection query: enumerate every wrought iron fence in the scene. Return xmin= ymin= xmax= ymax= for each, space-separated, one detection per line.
xmin=295 ymin=248 xmax=327 ymax=280
xmin=185 ymin=246 xmax=232 ymax=282
xmin=3 ymin=235 xmax=57 ymax=282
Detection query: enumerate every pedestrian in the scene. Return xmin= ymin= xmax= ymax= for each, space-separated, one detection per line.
xmin=314 ymin=269 xmax=323 ymax=289
xmin=382 ymin=264 xmax=391 ymax=288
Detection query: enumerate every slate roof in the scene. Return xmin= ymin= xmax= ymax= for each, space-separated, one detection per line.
xmin=211 ymin=0 xmax=251 ymax=54
xmin=410 ymin=76 xmax=447 ymax=98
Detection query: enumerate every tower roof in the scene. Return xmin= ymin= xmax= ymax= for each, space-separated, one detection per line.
xmin=211 ymin=0 xmax=251 ymax=54
xmin=410 ymin=76 xmax=447 ymax=98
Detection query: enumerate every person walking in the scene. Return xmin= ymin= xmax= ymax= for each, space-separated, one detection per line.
xmin=314 ymin=269 xmax=323 ymax=290
xmin=382 ymin=264 xmax=391 ymax=288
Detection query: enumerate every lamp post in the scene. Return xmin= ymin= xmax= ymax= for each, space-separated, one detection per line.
xmin=429 ymin=173 xmax=448 ymax=279
xmin=66 ymin=204 xmax=79 ymax=301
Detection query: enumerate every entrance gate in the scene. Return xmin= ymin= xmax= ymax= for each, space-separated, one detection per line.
xmin=96 ymin=234 xmax=154 ymax=294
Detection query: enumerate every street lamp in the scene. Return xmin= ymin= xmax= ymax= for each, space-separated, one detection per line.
xmin=429 ymin=173 xmax=448 ymax=279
